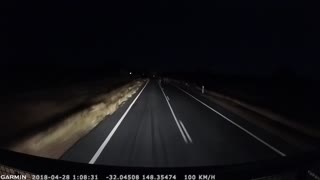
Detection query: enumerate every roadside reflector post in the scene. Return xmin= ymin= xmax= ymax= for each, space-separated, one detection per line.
xmin=202 ymin=85 xmax=204 ymax=94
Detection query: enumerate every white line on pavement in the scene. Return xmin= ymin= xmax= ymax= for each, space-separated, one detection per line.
xmin=89 ymin=80 xmax=150 ymax=164
xmin=159 ymin=83 xmax=189 ymax=144
xmin=179 ymin=120 xmax=193 ymax=143
xmin=175 ymin=85 xmax=286 ymax=157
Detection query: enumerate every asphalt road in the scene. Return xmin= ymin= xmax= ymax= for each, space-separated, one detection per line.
xmin=61 ymin=79 xmax=297 ymax=167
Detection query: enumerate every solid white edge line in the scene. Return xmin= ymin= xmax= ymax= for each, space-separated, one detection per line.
xmin=89 ymin=80 xmax=150 ymax=164
xmin=179 ymin=120 xmax=193 ymax=144
xmin=159 ymin=83 xmax=188 ymax=144
xmin=175 ymin=85 xmax=287 ymax=157
xmin=308 ymin=170 xmax=320 ymax=180
xmin=251 ymin=175 xmax=274 ymax=180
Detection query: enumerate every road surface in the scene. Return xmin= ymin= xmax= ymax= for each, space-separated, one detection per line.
xmin=61 ymin=79 xmax=297 ymax=167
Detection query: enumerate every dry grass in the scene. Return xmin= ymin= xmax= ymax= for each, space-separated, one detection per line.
xmin=0 ymin=78 xmax=130 ymax=145
xmin=8 ymin=80 xmax=145 ymax=159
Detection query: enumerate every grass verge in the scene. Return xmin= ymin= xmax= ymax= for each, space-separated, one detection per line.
xmin=8 ymin=80 xmax=145 ymax=159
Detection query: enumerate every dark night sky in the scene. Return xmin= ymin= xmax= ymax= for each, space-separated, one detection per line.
xmin=1 ymin=0 xmax=320 ymax=78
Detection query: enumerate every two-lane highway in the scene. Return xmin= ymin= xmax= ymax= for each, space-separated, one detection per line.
xmin=62 ymin=79 xmax=295 ymax=167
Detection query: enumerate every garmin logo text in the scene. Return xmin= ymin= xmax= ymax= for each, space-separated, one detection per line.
xmin=0 ymin=175 xmax=27 ymax=180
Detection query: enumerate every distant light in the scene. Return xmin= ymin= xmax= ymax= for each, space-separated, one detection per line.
xmin=129 ymin=72 xmax=132 ymax=75
xmin=153 ymin=75 xmax=155 ymax=77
